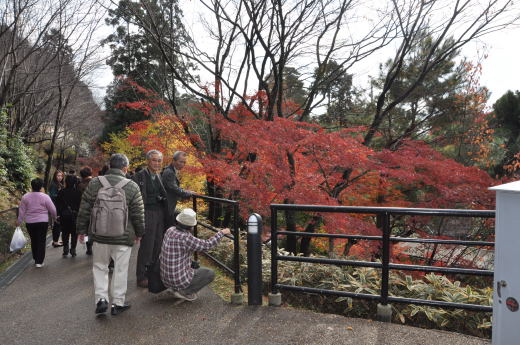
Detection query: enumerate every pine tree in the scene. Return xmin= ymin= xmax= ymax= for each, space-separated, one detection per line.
xmin=102 ymin=0 xmax=194 ymax=141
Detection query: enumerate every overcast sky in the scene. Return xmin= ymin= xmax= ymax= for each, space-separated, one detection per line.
xmin=476 ymin=26 xmax=520 ymax=105
xmin=88 ymin=5 xmax=520 ymax=110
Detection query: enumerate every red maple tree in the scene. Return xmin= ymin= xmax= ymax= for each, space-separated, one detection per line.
xmin=109 ymin=82 xmax=497 ymax=263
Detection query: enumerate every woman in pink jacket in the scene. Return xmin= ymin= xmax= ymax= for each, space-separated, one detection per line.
xmin=16 ymin=178 xmax=57 ymax=267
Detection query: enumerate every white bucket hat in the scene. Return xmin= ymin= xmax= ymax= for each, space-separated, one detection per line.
xmin=176 ymin=208 xmax=197 ymax=227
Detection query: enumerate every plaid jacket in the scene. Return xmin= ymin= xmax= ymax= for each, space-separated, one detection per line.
xmin=160 ymin=227 xmax=224 ymax=290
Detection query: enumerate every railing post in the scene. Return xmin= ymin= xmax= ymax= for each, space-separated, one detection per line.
xmin=230 ymin=202 xmax=243 ymax=305
xmin=269 ymin=205 xmax=282 ymax=306
xmin=192 ymin=195 xmax=198 ymax=261
xmin=247 ymin=213 xmax=263 ymax=305
xmin=377 ymin=212 xmax=392 ymax=322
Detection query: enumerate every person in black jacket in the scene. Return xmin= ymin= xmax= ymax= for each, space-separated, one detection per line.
xmin=56 ymin=175 xmax=82 ymax=257
xmin=162 ymin=151 xmax=194 ymax=227
xmin=48 ymin=169 xmax=64 ymax=247
xmin=78 ymin=166 xmax=94 ymax=255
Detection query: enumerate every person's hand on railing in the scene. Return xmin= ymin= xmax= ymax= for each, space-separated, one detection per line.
xmin=221 ymin=228 xmax=231 ymax=235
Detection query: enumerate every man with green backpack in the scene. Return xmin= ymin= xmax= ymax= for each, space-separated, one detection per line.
xmin=77 ymin=153 xmax=145 ymax=316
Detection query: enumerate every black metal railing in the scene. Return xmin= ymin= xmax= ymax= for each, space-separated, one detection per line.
xmin=192 ymin=194 xmax=242 ymax=294
xmin=0 ymin=207 xmax=18 ymax=216
xmin=270 ymin=204 xmax=495 ymax=312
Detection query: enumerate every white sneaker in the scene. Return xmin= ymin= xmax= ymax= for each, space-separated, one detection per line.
xmin=172 ymin=291 xmax=198 ymax=301
xmin=35 ymin=263 xmax=44 ymax=268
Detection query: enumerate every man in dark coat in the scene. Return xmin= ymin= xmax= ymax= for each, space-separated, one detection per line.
xmin=133 ymin=150 xmax=168 ymax=288
xmin=161 ymin=151 xmax=193 ymax=227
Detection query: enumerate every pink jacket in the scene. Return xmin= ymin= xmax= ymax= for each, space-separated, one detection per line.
xmin=18 ymin=192 xmax=57 ymax=224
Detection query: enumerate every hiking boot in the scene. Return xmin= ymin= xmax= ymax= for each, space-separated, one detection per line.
xmin=95 ymin=298 xmax=108 ymax=314
xmin=111 ymin=303 xmax=131 ymax=315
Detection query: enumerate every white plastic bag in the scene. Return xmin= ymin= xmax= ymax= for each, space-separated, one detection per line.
xmin=10 ymin=226 xmax=27 ymax=252
xmin=79 ymin=235 xmax=88 ymax=244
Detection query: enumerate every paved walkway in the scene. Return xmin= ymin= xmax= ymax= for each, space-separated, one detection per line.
xmin=0 ymin=242 xmax=491 ymax=345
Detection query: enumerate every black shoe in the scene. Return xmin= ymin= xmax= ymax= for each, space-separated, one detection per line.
xmin=70 ymin=248 xmax=76 ymax=257
xmin=111 ymin=303 xmax=130 ymax=315
xmin=95 ymin=298 xmax=108 ymax=314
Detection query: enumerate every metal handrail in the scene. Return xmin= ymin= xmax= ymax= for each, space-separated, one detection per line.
xmin=277 ymin=230 xmax=495 ymax=246
xmin=0 ymin=207 xmax=18 ymax=215
xmin=193 ymin=194 xmax=238 ymax=205
xmin=270 ymin=204 xmax=495 ymax=312
xmin=270 ymin=204 xmax=495 ymax=217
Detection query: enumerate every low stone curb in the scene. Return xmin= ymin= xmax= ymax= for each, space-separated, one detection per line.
xmin=0 ymin=236 xmax=51 ymax=289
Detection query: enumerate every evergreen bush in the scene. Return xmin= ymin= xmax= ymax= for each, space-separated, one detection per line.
xmin=0 ymin=108 xmax=35 ymax=191
xmin=0 ymin=219 xmax=15 ymax=263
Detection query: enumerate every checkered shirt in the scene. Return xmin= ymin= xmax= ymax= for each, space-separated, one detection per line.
xmin=160 ymin=227 xmax=225 ymax=290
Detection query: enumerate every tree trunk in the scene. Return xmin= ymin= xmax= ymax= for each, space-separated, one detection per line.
xmin=342 ymin=239 xmax=357 ymax=257
xmin=214 ymin=187 xmax=223 ymax=228
xmin=427 ymin=218 xmax=445 ymax=266
xmin=43 ymin=112 xmax=61 ymax=189
xmin=299 ymin=216 xmax=320 ymax=256
xmin=222 ymin=204 xmax=233 ymax=228
xmin=207 ymin=179 xmax=217 ymax=223
xmin=328 ymin=238 xmax=335 ymax=258
xmin=284 ymin=201 xmax=297 ymax=254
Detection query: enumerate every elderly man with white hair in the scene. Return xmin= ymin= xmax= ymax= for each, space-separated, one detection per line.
xmin=160 ymin=208 xmax=230 ymax=301
xmin=133 ymin=149 xmax=168 ymax=288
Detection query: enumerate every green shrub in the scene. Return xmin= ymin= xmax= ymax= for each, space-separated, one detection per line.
xmin=3 ymin=136 xmax=35 ymax=191
xmin=0 ymin=107 xmax=35 ymax=191
xmin=0 ymin=220 xmax=15 ymax=256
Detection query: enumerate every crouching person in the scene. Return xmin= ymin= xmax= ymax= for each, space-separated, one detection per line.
xmin=160 ymin=208 xmax=230 ymax=301
xmin=76 ymin=153 xmax=145 ymax=316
